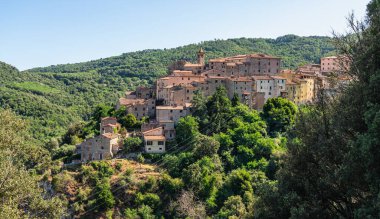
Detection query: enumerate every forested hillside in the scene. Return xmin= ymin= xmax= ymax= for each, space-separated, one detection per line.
xmin=0 ymin=35 xmax=334 ymax=143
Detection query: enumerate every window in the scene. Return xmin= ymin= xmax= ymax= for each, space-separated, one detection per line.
xmin=170 ymin=110 xmax=173 ymax=113
xmin=99 ymin=153 xmax=103 ymax=160
xmin=101 ymin=146 xmax=104 ymax=149
xmin=152 ymin=107 xmax=155 ymax=109
xmin=134 ymin=108 xmax=137 ymax=111
xmin=187 ymin=90 xmax=189 ymax=93
xmin=147 ymin=141 xmax=153 ymax=145
xmin=180 ymin=110 xmax=183 ymax=113
xmin=269 ymin=92 xmax=272 ymax=95
xmin=270 ymin=86 xmax=272 ymax=90
xmin=215 ymin=80 xmax=218 ymax=83
xmin=159 ymin=148 xmax=162 ymax=150
xmin=158 ymin=141 xmax=164 ymax=145
xmin=188 ymin=77 xmax=190 ymax=80
xmin=148 ymin=147 xmax=151 ymax=150
xmin=187 ymin=97 xmax=189 ymax=100
xmin=143 ymin=108 xmax=145 ymax=111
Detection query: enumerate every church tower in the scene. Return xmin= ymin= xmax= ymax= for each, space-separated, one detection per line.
xmin=197 ymin=48 xmax=205 ymax=65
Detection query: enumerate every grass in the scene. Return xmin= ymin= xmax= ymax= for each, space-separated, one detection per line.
xmin=12 ymin=81 xmax=61 ymax=94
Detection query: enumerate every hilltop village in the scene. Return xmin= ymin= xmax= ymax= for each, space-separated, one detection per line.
xmin=77 ymin=49 xmax=350 ymax=162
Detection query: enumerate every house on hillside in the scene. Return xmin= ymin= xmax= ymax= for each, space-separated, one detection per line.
xmin=78 ymin=133 xmax=122 ymax=162
xmin=142 ymin=127 xmax=166 ymax=153
xmin=100 ymin=117 xmax=121 ymax=134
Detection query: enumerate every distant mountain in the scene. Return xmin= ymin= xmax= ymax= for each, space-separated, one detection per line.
xmin=1 ymin=35 xmax=335 ymax=142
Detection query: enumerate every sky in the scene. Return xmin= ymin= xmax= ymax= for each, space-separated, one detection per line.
xmin=0 ymin=0 xmax=369 ymax=70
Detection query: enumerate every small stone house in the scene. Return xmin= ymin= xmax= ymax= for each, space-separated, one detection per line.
xmin=79 ymin=133 xmax=122 ymax=162
xmin=100 ymin=117 xmax=121 ymax=134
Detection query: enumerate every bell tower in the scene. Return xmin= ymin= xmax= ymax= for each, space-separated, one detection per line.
xmin=197 ymin=48 xmax=205 ymax=65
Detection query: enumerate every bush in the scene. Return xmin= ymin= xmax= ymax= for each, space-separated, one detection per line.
xmin=91 ymin=161 xmax=114 ymax=178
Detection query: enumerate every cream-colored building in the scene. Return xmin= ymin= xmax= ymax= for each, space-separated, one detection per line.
xmin=142 ymin=127 xmax=166 ymax=153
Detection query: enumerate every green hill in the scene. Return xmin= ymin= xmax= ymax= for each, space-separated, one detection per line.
xmin=0 ymin=35 xmax=335 ymax=142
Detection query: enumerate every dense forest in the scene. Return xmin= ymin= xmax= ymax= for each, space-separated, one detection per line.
xmin=2 ymin=1 xmax=380 ymax=217
xmin=0 ymin=35 xmax=334 ymax=144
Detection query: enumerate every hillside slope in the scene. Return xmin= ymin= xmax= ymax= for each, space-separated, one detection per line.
xmin=0 ymin=35 xmax=335 ymax=142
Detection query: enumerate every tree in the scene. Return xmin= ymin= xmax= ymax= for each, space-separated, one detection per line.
xmin=175 ymin=116 xmax=200 ymax=148
xmin=257 ymin=2 xmax=380 ymax=217
xmin=123 ymin=137 xmax=143 ymax=153
xmin=193 ymin=135 xmax=220 ymax=159
xmin=0 ymin=109 xmax=65 ymax=218
xmin=171 ymin=190 xmax=207 ymax=219
xmin=231 ymin=92 xmax=240 ymax=107
xmin=93 ymin=104 xmax=113 ymax=122
xmin=119 ymin=114 xmax=138 ymax=129
xmin=261 ymin=97 xmax=297 ymax=136
xmin=93 ymin=179 xmax=115 ymax=211
xmin=217 ymin=195 xmax=247 ymax=218
xmin=205 ymin=86 xmax=232 ymax=134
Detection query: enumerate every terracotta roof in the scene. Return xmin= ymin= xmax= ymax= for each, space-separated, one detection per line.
xmin=144 ymin=135 xmax=166 ymax=141
xmin=252 ymin=75 xmax=272 ymax=80
xmin=248 ymin=53 xmax=280 ymax=59
xmin=143 ymin=127 xmax=163 ymax=135
xmin=172 ymin=70 xmax=194 ymax=76
xmin=156 ymin=105 xmax=185 ymax=110
xmin=208 ymin=76 xmax=226 ymax=79
xmin=270 ymin=76 xmax=286 ymax=80
xmin=184 ymin=63 xmax=203 ymax=67
xmin=321 ymin=56 xmax=338 ymax=59
xmin=118 ymin=98 xmax=146 ymax=106
xmin=229 ymin=77 xmax=252 ymax=82
xmin=101 ymin=133 xmax=119 ymax=139
xmin=201 ymin=69 xmax=223 ymax=74
xmin=209 ymin=58 xmax=226 ymax=63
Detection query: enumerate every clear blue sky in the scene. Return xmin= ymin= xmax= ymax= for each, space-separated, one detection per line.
xmin=0 ymin=0 xmax=368 ymax=70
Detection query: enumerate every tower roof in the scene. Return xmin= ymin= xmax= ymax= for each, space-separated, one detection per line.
xmin=198 ymin=47 xmax=205 ymax=54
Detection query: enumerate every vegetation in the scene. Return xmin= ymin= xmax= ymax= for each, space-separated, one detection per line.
xmin=0 ymin=109 xmax=65 ymax=218
xmin=254 ymin=1 xmax=380 ymax=218
xmin=3 ymin=5 xmax=380 ymax=217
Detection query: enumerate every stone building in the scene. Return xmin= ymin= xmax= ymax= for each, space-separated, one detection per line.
xmin=100 ymin=117 xmax=121 ymax=134
xmin=321 ymin=56 xmax=350 ymax=74
xmin=117 ymin=97 xmax=156 ymax=119
xmin=78 ymin=133 xmax=121 ymax=162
